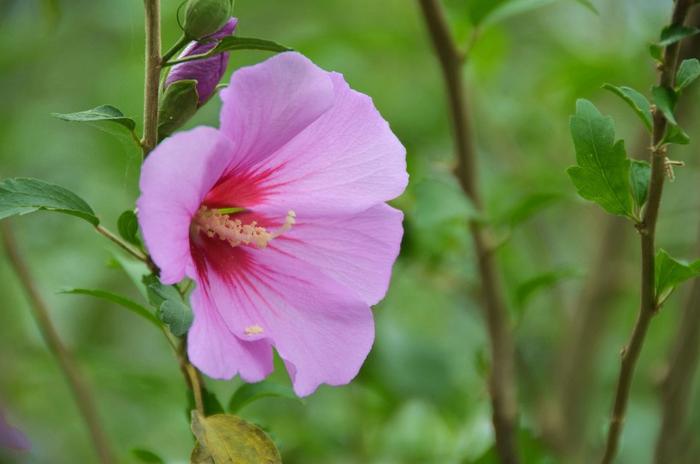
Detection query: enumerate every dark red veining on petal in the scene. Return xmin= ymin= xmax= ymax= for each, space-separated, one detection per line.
xmin=190 ymin=211 xmax=280 ymax=289
xmin=204 ymin=167 xmax=276 ymax=208
xmin=190 ymin=230 xmax=282 ymax=320
xmin=191 ymin=160 xmax=296 ymax=316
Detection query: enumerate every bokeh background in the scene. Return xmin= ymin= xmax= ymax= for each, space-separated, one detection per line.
xmin=1 ymin=0 xmax=700 ymax=463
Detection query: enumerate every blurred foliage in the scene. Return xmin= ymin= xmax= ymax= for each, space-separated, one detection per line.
xmin=1 ymin=0 xmax=700 ymax=463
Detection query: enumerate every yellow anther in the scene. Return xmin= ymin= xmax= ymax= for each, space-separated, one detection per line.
xmin=192 ymin=206 xmax=295 ymax=249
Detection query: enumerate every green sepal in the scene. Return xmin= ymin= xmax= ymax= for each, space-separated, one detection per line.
xmin=158 ymin=80 xmax=200 ymax=140
xmin=143 ymin=275 xmax=193 ymax=336
xmin=183 ymin=0 xmax=233 ymax=40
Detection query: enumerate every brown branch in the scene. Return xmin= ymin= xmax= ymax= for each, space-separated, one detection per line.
xmin=600 ymin=2 xmax=695 ymax=463
xmin=141 ymin=0 xmax=161 ymax=155
xmin=654 ymin=14 xmax=700 ymax=459
xmin=0 ymin=222 xmax=115 ymax=464
xmin=416 ymin=1 xmax=519 ymax=463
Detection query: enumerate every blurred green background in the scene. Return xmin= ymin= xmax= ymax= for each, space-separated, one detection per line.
xmin=1 ymin=0 xmax=699 ymax=463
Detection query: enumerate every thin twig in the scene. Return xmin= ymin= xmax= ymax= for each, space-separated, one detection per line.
xmin=141 ymin=0 xmax=161 ymax=156
xmin=94 ymin=224 xmax=148 ymax=262
xmin=600 ymin=2 xmax=695 ymax=463
xmin=417 ymin=1 xmax=519 ymax=463
xmin=0 ymin=222 xmax=115 ymax=464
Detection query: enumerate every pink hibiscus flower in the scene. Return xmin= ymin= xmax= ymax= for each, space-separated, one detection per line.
xmin=138 ymin=52 xmax=407 ymax=396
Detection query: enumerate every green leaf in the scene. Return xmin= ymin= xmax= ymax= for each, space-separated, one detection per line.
xmin=59 ymin=288 xmax=161 ymax=328
xmin=652 ymin=85 xmax=679 ymax=125
xmin=143 ymin=275 xmax=193 ymax=336
xmin=655 ymin=249 xmax=700 ymax=305
xmin=0 ymin=177 xmax=99 ymax=225
xmin=480 ymin=0 xmax=558 ymax=28
xmin=117 ymin=210 xmax=141 ymax=247
xmin=662 ymin=123 xmax=690 ymax=145
xmin=52 ymin=104 xmax=136 ymax=131
xmin=131 ymin=448 xmax=165 ymax=464
xmin=659 ymin=25 xmax=700 ymax=47
xmin=675 ymin=58 xmax=700 ymax=91
xmin=190 ymin=411 xmax=282 ymax=464
xmin=573 ymin=0 xmax=598 ymax=14
xmin=652 ymin=86 xmax=690 ymax=145
xmin=515 ymin=268 xmax=580 ymax=310
xmin=496 ymin=192 xmax=563 ymax=228
xmin=649 ymin=43 xmax=663 ymax=62
xmin=211 ymin=36 xmax=292 ymax=55
xmin=228 ymin=380 xmax=299 ymax=413
xmin=629 ymin=160 xmax=651 ymax=211
xmin=109 ymin=252 xmax=150 ymax=301
xmin=567 ymin=99 xmax=633 ymax=217
xmin=602 ymin=83 xmax=652 ymax=131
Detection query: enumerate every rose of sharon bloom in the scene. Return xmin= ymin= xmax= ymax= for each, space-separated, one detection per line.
xmin=165 ymin=18 xmax=238 ymax=105
xmin=138 ymin=52 xmax=408 ymax=396
xmin=0 ymin=408 xmax=29 ymax=452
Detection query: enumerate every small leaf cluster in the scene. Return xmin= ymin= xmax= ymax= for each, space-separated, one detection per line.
xmin=567 ymin=58 xmax=700 ymax=308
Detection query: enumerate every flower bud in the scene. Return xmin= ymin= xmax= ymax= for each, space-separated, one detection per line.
xmin=159 ymin=18 xmax=237 ymax=139
xmin=165 ymin=18 xmax=237 ymax=106
xmin=158 ymin=80 xmax=199 ymax=140
xmin=183 ymin=0 xmax=233 ymax=40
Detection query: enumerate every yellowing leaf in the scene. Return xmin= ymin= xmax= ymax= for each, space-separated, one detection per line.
xmin=190 ymin=411 xmax=281 ymax=464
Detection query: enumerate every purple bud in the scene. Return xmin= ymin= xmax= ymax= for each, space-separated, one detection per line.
xmin=0 ymin=407 xmax=29 ymax=452
xmin=165 ymin=18 xmax=238 ymax=106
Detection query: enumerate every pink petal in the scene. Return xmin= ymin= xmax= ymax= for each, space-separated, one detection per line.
xmin=188 ymin=285 xmax=273 ymax=382
xmin=219 ymin=52 xmax=335 ymax=170
xmin=137 ymin=127 xmax=232 ymax=283
xmin=265 ymin=204 xmax=404 ymax=306
xmin=194 ymin=244 xmax=374 ymax=396
xmin=246 ymin=72 xmax=408 ymax=215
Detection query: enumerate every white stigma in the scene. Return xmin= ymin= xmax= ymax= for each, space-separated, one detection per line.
xmin=192 ymin=206 xmax=295 ymax=249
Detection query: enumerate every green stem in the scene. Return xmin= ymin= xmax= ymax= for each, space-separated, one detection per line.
xmin=141 ymin=0 xmax=161 ymax=156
